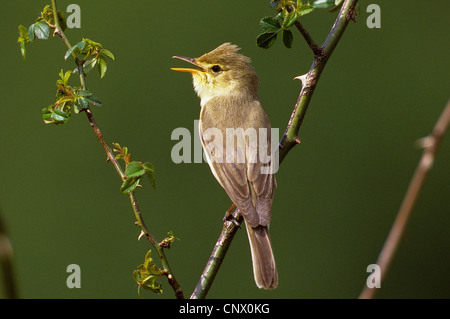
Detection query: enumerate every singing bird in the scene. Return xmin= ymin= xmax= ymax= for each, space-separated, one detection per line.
xmin=172 ymin=43 xmax=278 ymax=289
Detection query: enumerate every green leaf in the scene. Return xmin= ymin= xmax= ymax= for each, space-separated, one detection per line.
xmin=42 ymin=107 xmax=52 ymax=122
xmin=133 ymin=250 xmax=163 ymax=295
xmin=75 ymin=97 xmax=89 ymax=111
xmin=27 ymin=24 xmax=35 ymax=42
xmin=18 ymin=25 xmax=30 ymax=60
xmin=282 ymin=29 xmax=293 ymax=48
xmin=39 ymin=5 xmax=53 ymax=24
xmin=20 ymin=42 xmax=27 ymax=60
xmin=75 ymin=57 xmax=97 ymax=75
xmin=85 ymin=95 xmax=102 ymax=107
xmin=112 ymin=143 xmax=130 ymax=165
xmin=64 ymin=45 xmax=77 ymax=60
xmin=256 ymin=32 xmax=278 ymax=49
xmin=97 ymin=57 xmax=107 ymax=78
xmin=77 ymin=90 xmax=92 ymax=97
xmin=32 ymin=21 xmax=50 ymax=40
xmin=121 ymin=161 xmax=146 ymax=193
xmin=76 ymin=90 xmax=102 ymax=107
xmin=100 ymin=49 xmax=115 ymax=60
xmin=64 ymin=41 xmax=86 ymax=60
xmin=57 ymin=69 xmax=72 ymax=85
xmin=311 ymin=0 xmax=335 ymax=8
xmin=282 ymin=11 xmax=298 ymax=29
xmin=125 ymin=161 xmax=146 ymax=178
xmin=42 ymin=105 xmax=70 ymax=125
xmin=260 ymin=16 xmax=281 ymax=33
xmin=120 ymin=161 xmax=155 ymax=193
xmin=297 ymin=5 xmax=315 ymax=17
xmin=83 ymin=38 xmax=102 ymax=48
xmin=120 ymin=177 xmax=140 ymax=194
xmin=52 ymin=108 xmax=69 ymax=122
xmin=143 ymin=162 xmax=156 ymax=189
xmin=143 ymin=250 xmax=153 ymax=269
xmin=18 ymin=25 xmax=29 ymax=41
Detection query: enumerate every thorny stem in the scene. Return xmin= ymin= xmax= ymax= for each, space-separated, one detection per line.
xmin=50 ymin=0 xmax=184 ymax=299
xmin=359 ymin=99 xmax=450 ymax=299
xmin=192 ymin=0 xmax=360 ymax=299
xmin=279 ymin=0 xmax=358 ymax=162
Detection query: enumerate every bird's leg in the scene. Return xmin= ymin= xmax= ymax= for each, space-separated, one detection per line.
xmin=223 ymin=203 xmax=240 ymax=227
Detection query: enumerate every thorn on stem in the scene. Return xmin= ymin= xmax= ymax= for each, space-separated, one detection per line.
xmin=294 ymin=74 xmax=308 ymax=86
xmin=294 ymin=137 xmax=302 ymax=144
xmin=137 ymin=231 xmax=145 ymax=241
xmin=416 ymin=136 xmax=434 ymax=149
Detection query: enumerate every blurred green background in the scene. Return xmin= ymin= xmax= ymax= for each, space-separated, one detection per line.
xmin=1 ymin=0 xmax=449 ymax=299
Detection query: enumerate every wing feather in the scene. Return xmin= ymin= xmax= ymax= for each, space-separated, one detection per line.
xmin=200 ymin=97 xmax=276 ymax=227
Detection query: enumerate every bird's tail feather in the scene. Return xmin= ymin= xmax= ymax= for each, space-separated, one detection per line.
xmin=245 ymin=222 xmax=278 ymax=289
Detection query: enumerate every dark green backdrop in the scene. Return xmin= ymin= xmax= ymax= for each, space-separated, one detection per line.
xmin=1 ymin=0 xmax=449 ymax=298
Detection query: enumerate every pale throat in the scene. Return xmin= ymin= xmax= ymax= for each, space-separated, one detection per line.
xmin=192 ymin=74 xmax=237 ymax=108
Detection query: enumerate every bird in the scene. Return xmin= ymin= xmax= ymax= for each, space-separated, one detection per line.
xmin=172 ymin=43 xmax=278 ymax=289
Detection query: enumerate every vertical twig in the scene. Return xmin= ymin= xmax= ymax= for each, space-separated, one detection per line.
xmin=359 ymin=99 xmax=450 ymax=299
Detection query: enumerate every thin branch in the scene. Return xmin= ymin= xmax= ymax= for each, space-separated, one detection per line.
xmin=84 ymin=109 xmax=125 ymax=179
xmin=0 ymin=208 xmax=19 ymax=299
xmin=294 ymin=20 xmax=323 ymax=57
xmin=130 ymin=192 xmax=185 ymax=299
xmin=285 ymin=4 xmax=322 ymax=56
xmin=192 ymin=0 xmax=360 ymax=298
xmin=191 ymin=211 xmax=243 ymax=299
xmin=51 ymin=0 xmax=71 ymax=49
xmin=359 ymin=98 xmax=450 ymax=299
xmin=49 ymin=0 xmax=184 ymax=299
xmin=279 ymin=0 xmax=358 ymax=162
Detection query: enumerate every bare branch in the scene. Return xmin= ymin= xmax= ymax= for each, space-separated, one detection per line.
xmin=359 ymin=98 xmax=450 ymax=299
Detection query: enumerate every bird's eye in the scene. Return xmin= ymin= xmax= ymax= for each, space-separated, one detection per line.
xmin=211 ymin=65 xmax=222 ymax=73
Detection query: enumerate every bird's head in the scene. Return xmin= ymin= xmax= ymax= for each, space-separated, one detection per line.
xmin=172 ymin=43 xmax=258 ymax=106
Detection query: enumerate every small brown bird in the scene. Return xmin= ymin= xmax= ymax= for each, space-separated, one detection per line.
xmin=172 ymin=43 xmax=278 ymax=289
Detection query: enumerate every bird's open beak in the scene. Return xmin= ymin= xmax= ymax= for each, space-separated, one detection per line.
xmin=171 ymin=56 xmax=205 ymax=74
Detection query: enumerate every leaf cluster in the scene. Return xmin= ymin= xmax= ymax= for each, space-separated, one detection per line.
xmin=17 ymin=5 xmax=66 ymax=60
xmin=257 ymin=0 xmax=343 ymax=49
xmin=113 ymin=143 xmax=156 ymax=194
xmin=132 ymin=250 xmax=163 ymax=296
xmin=42 ymin=70 xmax=102 ymax=124
xmin=66 ymin=38 xmax=115 ymax=79
xmin=18 ymin=5 xmax=115 ymax=125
